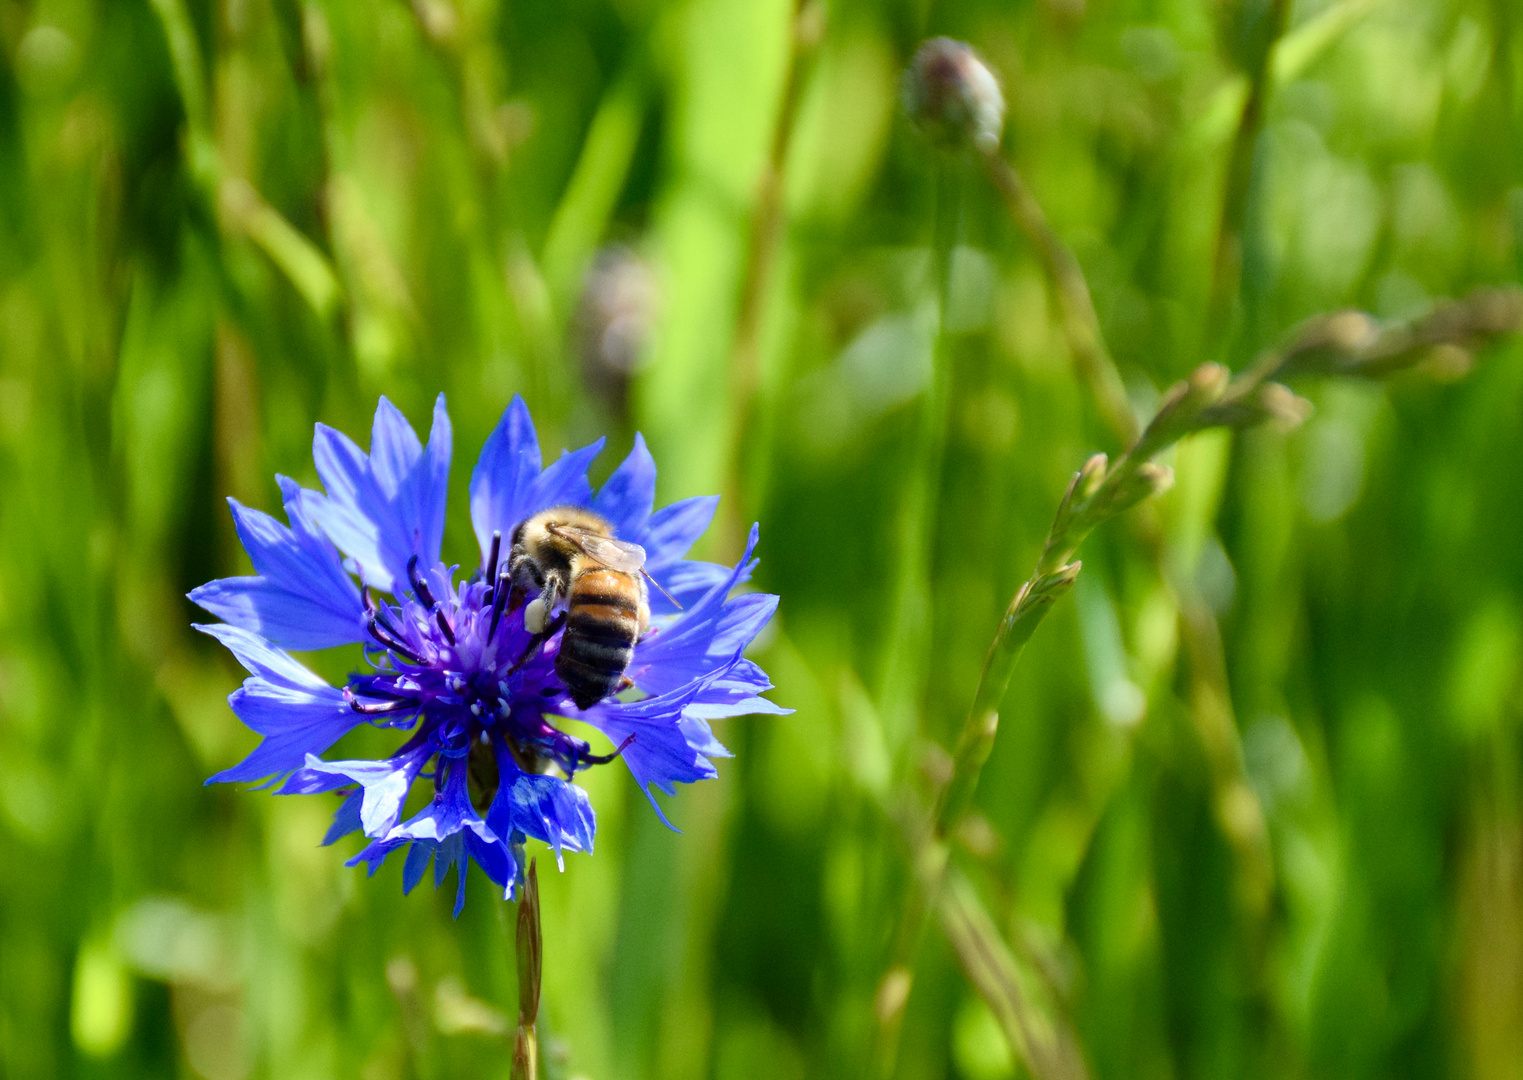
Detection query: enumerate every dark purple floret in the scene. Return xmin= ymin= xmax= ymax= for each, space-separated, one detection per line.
xmin=190 ymin=395 xmax=784 ymax=913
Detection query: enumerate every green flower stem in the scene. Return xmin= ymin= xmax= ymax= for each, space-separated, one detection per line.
xmin=511 ymin=860 xmax=542 ymax=1080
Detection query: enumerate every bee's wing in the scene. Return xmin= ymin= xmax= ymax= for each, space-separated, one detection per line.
xmin=557 ymin=526 xmax=647 ymax=572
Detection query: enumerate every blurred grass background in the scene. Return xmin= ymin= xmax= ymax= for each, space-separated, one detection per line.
xmin=2 ymin=0 xmax=1523 ymax=1077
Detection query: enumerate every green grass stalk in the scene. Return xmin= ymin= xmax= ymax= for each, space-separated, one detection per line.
xmin=871 ymin=286 xmax=1523 ymax=1079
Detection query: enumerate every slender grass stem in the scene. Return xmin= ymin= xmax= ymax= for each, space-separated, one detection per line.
xmin=865 ymin=158 xmax=965 ymax=1080
xmin=724 ymin=0 xmax=825 ymax=546
xmin=940 ymin=285 xmax=1523 ymax=843
xmin=1205 ymin=0 xmax=1293 ymax=348
xmin=876 ymin=163 xmax=962 ymax=746
xmin=938 ymin=868 xmax=1089 ymax=1080
xmin=981 ymin=151 xmax=1138 ymax=447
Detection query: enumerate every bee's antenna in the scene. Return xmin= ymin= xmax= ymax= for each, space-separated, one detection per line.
xmin=641 ymin=569 xmax=683 ymax=610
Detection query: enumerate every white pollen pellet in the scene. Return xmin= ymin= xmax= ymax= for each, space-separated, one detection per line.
xmin=524 ymin=597 xmax=548 ymax=635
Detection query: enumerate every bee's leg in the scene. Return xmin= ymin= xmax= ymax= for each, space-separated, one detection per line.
xmin=487 ymin=573 xmax=525 ymax=643
xmin=577 ymin=733 xmax=638 ymax=767
xmin=616 ymin=676 xmax=635 ymax=694
xmin=523 ymin=574 xmax=566 ymax=633
xmin=507 ymin=611 xmax=569 ymax=674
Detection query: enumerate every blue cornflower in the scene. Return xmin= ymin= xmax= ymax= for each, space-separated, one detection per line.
xmin=191 ymin=395 xmax=783 ymax=913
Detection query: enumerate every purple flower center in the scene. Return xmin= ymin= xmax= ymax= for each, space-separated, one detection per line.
xmin=346 ymin=547 xmax=634 ymax=794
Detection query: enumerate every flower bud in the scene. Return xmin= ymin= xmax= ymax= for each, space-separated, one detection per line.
xmin=1139 ymin=361 xmax=1230 ymax=448
xmin=902 ymin=38 xmax=1005 ymax=154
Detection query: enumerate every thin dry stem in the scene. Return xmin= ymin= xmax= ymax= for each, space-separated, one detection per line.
xmin=982 ymin=151 xmax=1139 ymax=447
xmin=939 ymin=869 xmax=1089 ymax=1080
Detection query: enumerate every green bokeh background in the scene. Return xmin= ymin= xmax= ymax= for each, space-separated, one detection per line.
xmin=3 ymin=0 xmax=1523 ymax=1077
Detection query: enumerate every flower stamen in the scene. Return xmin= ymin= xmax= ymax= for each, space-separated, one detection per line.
xmin=487 ymin=566 xmax=513 ymax=641
xmin=344 ymin=687 xmax=421 ymax=716
xmin=407 ymin=555 xmax=438 ymax=609
xmin=366 ymin=614 xmax=423 ymax=664
xmin=485 ymin=531 xmax=502 ymax=586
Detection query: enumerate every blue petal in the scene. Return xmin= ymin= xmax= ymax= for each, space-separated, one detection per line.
xmin=465 ymin=832 xmax=517 ymax=894
xmin=324 ymin=789 xmax=365 ymax=845
xmin=309 ymin=395 xmax=452 ymax=593
xmin=190 ymin=577 xmax=360 ymax=653
xmin=580 ymin=673 xmax=731 ymax=828
xmin=470 ymin=397 xmax=607 ymax=559
xmin=368 ymin=398 xmax=424 ymax=504
xmin=310 ymin=426 xmax=390 ymax=585
xmin=356 ymin=834 xmax=512 ymax=907
xmin=439 ymin=834 xmax=469 ymax=916
xmin=340 ymin=756 xmax=518 ymax=913
xmin=348 ymin=836 xmax=408 ymax=877
xmin=351 ymin=825 xmax=509 ymax=915
xmin=527 ymin=440 xmax=605 ymax=518
xmin=470 ymin=396 xmax=542 ymax=556
xmin=684 ymin=699 xmax=790 ymax=720
xmin=403 ymin=841 xmax=433 ymax=892
xmin=675 ymin=657 xmax=791 ymax=722
xmin=485 ymin=737 xmax=596 ymax=865
xmin=281 ymin=742 xmax=433 ymax=837
xmin=190 ymin=480 xmax=366 ymax=650
xmin=633 ymin=525 xmax=778 ymax=696
xmin=195 ymin=625 xmax=360 ymax=785
xmin=648 ymin=560 xmax=737 ymax=617
xmin=389 ymin=832 xmax=479 ymax=917
xmin=683 ymin=678 xmax=793 ymax=721
xmin=677 ymin=712 xmax=730 ymax=761
xmin=414 ymin=397 xmax=453 ymax=575
xmin=197 ymin=622 xmax=338 ymax=691
xmin=390 ymin=757 xmax=497 ymax=845
xmin=592 ymin=434 xmax=656 ymax=542
xmin=642 ymin=495 xmax=720 ymax=568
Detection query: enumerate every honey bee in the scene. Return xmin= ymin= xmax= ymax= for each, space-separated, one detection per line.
xmin=509 ymin=506 xmax=650 ymax=709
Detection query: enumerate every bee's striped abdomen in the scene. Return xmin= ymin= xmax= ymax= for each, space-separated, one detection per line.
xmin=557 ymin=569 xmax=644 ymax=708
